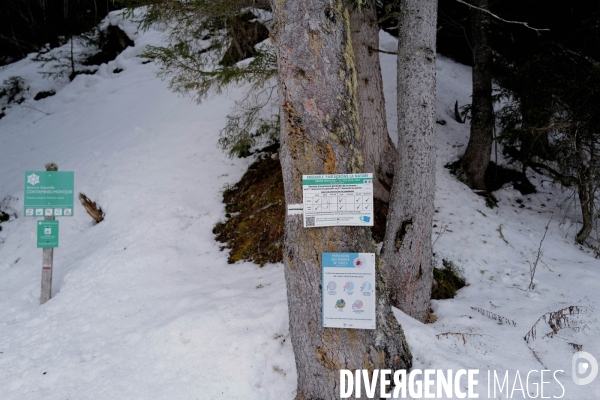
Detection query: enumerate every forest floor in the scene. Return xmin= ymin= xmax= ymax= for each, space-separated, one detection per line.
xmin=0 ymin=11 xmax=598 ymax=399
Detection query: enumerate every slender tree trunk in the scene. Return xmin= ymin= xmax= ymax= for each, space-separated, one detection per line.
xmin=350 ymin=6 xmax=396 ymax=203
xmin=381 ymin=0 xmax=437 ymax=322
xmin=575 ymin=129 xmax=593 ymax=243
xmin=518 ymin=91 xmax=553 ymax=174
xmin=460 ymin=0 xmax=494 ymax=190
xmin=271 ymin=1 xmax=411 ymax=398
xmin=70 ymin=34 xmax=75 ymax=78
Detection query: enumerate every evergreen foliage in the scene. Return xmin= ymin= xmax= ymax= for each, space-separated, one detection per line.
xmin=142 ymin=40 xmax=276 ymax=103
xmin=118 ymin=0 xmax=278 ymax=157
xmin=491 ymin=2 xmax=600 ymax=244
xmin=434 ymin=0 xmax=600 ymax=245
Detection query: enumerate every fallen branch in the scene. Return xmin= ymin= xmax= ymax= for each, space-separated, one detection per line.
xmin=524 ymin=305 xmax=583 ymax=343
xmin=568 ymin=343 xmax=583 ymax=352
xmin=529 ymin=215 xmax=552 ymax=290
xmin=471 ymin=307 xmax=516 ymax=326
xmin=79 ymin=192 xmax=104 ymax=223
xmin=527 ymin=345 xmax=547 ymax=369
xmin=436 ymin=331 xmax=489 ymax=344
xmin=19 ymin=103 xmax=50 ymax=116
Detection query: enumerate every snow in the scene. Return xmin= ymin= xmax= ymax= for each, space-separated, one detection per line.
xmin=0 ymin=12 xmax=295 ymax=400
xmin=0 ymin=14 xmax=598 ymax=400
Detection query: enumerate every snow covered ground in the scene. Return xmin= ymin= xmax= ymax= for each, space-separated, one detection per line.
xmin=0 ymin=12 xmax=598 ymax=399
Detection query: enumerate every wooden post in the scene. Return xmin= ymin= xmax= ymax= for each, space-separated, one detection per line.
xmin=40 ymin=162 xmax=58 ymax=305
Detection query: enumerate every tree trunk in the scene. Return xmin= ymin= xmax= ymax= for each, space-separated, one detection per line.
xmin=350 ymin=6 xmax=396 ymax=203
xmin=271 ymin=1 xmax=411 ymax=398
xmin=575 ymin=129 xmax=594 ymax=244
xmin=460 ymin=0 xmax=494 ymax=190
xmin=381 ymin=0 xmax=437 ymax=322
xmin=518 ymin=90 xmax=554 ymax=174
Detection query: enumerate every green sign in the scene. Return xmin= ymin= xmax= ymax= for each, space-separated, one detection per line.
xmin=302 ymin=173 xmax=373 ymax=186
xmin=37 ymin=220 xmax=59 ymax=248
xmin=24 ymin=171 xmax=74 ymax=217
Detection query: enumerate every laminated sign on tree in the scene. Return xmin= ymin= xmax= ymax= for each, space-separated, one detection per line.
xmin=302 ymin=173 xmax=374 ymax=228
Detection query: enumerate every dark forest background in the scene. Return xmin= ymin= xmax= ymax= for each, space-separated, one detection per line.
xmin=0 ymin=0 xmax=119 ymax=66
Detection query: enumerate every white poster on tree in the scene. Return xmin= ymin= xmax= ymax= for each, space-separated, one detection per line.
xmin=322 ymin=252 xmax=376 ymax=330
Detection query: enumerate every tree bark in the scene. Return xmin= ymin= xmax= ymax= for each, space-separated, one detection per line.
xmin=381 ymin=0 xmax=437 ymax=322
xmin=350 ymin=5 xmax=396 ymax=203
xmin=460 ymin=0 xmax=494 ymax=190
xmin=271 ymin=1 xmax=411 ymax=398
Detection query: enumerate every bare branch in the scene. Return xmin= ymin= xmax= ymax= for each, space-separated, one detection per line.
xmin=527 ymin=345 xmax=547 ymax=369
xmin=368 ymin=46 xmax=397 ymax=56
xmin=529 ymin=214 xmax=552 ymax=290
xmin=19 ymin=103 xmax=50 ymax=116
xmin=433 ymin=220 xmax=447 ymax=246
xmin=454 ymin=0 xmax=550 ymax=33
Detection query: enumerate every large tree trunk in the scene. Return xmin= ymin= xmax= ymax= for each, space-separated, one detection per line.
xmin=460 ymin=0 xmax=494 ymax=190
xmin=271 ymin=1 xmax=411 ymax=398
xmin=381 ymin=0 xmax=437 ymax=322
xmin=350 ymin=6 xmax=396 ymax=203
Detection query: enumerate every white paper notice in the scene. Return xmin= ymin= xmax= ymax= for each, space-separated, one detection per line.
xmin=322 ymin=252 xmax=376 ymax=330
xmin=302 ymin=173 xmax=374 ymax=228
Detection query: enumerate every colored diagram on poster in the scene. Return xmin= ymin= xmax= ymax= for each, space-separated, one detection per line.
xmin=302 ymin=173 xmax=373 ymax=227
xmin=322 ymin=252 xmax=375 ymax=330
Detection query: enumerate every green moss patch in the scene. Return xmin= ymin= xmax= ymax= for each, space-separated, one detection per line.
xmin=431 ymin=259 xmax=466 ymax=300
xmin=213 ymin=154 xmax=285 ymax=266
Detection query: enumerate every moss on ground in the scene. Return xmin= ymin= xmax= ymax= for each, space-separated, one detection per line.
xmin=213 ymin=154 xmax=285 ymax=266
xmin=431 ymin=259 xmax=466 ymax=300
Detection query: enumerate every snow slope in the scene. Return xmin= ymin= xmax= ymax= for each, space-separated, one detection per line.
xmin=0 ymin=13 xmax=598 ymax=399
xmin=0 ymin=12 xmax=296 ymax=400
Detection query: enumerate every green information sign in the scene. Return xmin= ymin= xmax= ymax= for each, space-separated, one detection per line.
xmin=24 ymin=171 xmax=74 ymax=217
xmin=37 ymin=220 xmax=59 ymax=248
